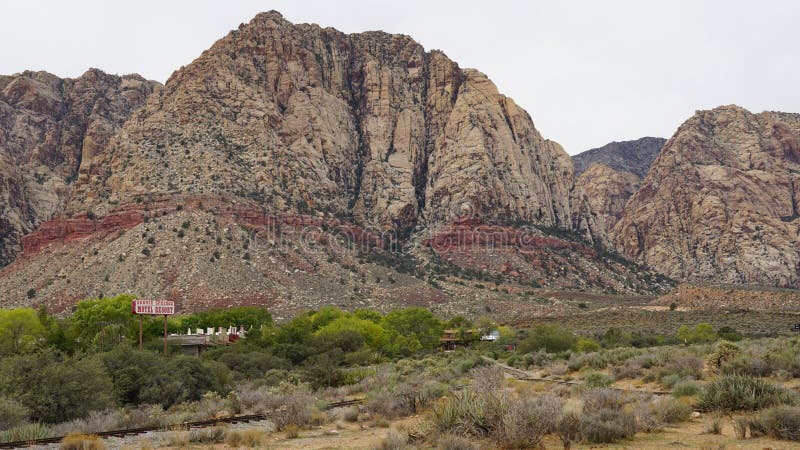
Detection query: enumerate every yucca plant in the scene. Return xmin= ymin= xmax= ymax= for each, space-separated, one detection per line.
xmin=0 ymin=422 xmax=54 ymax=444
xmin=699 ymin=374 xmax=797 ymax=411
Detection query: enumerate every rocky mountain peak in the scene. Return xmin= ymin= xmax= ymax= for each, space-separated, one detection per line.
xmin=613 ymin=105 xmax=800 ymax=287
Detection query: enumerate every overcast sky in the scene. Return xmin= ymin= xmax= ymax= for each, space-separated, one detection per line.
xmin=2 ymin=0 xmax=798 ymax=154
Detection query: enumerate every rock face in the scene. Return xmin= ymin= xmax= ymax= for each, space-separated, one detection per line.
xmin=0 ymin=11 xmax=674 ymax=314
xmin=576 ymin=164 xmax=640 ymax=228
xmin=614 ymin=105 xmax=800 ymax=287
xmin=72 ymin=11 xmax=601 ymax=242
xmin=572 ymin=137 xmax=665 ymax=178
xmin=0 ymin=70 xmax=158 ymax=266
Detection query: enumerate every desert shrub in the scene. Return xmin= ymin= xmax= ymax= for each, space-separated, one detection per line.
xmin=676 ymin=323 xmax=717 ymax=344
xmin=576 ymin=338 xmax=600 ymax=353
xmin=699 ymin=375 xmax=797 ymax=411
xmin=0 ymin=396 xmax=29 ymax=430
xmin=672 ymin=380 xmax=701 ymax=397
xmin=756 ymin=406 xmax=800 ymax=441
xmin=225 ymin=428 xmax=267 ymax=447
xmin=706 ymin=341 xmax=741 ymax=374
xmin=717 ymin=326 xmax=742 ymax=342
xmin=59 ymin=434 xmax=105 ymax=450
xmin=137 ymin=355 xmax=221 ymax=408
xmin=633 ymin=399 xmax=663 ymax=433
xmin=436 ymin=433 xmax=477 ymax=450
xmin=579 ymin=407 xmax=636 ymax=443
xmin=271 ymin=391 xmax=315 ymax=430
xmin=340 ymin=406 xmax=359 ymax=422
xmin=283 ymin=423 xmax=300 ymax=438
xmin=188 ymin=426 xmax=226 ymax=443
xmin=582 ymin=388 xmax=624 ymax=411
xmin=378 ymin=429 xmax=409 ymax=449
xmin=497 ymin=395 xmax=561 ymax=448
xmin=659 ymin=373 xmax=682 ymax=389
xmin=0 ymin=422 xmax=53 ymax=443
xmin=732 ymin=416 xmax=748 ymax=439
xmin=664 ymin=355 xmax=704 ymax=379
xmin=705 ymin=414 xmax=722 ymax=434
xmin=556 ymin=411 xmax=581 ymax=449
xmin=653 ymin=397 xmax=692 ymax=423
xmin=584 ymin=372 xmax=614 ymax=388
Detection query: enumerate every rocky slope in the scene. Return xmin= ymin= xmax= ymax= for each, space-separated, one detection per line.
xmin=0 ymin=11 xmax=673 ymax=314
xmin=614 ymin=105 xmax=800 ymax=287
xmin=0 ymin=70 xmax=158 ymax=266
xmin=572 ymin=136 xmax=665 ymax=178
xmin=576 ymin=163 xmax=640 ymax=228
xmin=71 ymin=11 xmax=603 ymax=242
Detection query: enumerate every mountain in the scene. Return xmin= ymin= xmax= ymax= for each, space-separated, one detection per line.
xmin=0 ymin=11 xmax=671 ymax=315
xmin=576 ymin=163 xmax=640 ymax=229
xmin=613 ymin=105 xmax=800 ymax=287
xmin=0 ymin=69 xmax=158 ymax=267
xmin=572 ymin=137 xmax=665 ymax=178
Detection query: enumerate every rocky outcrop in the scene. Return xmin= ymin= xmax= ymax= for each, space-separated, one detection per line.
xmin=614 ymin=105 xmax=800 ymax=287
xmin=572 ymin=137 xmax=665 ymax=178
xmin=576 ymin=163 xmax=640 ymax=228
xmin=72 ymin=11 xmax=601 ymax=243
xmin=0 ymin=70 xmax=158 ymax=266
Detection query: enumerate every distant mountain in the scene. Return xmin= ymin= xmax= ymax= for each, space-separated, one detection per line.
xmin=572 ymin=137 xmax=665 ymax=178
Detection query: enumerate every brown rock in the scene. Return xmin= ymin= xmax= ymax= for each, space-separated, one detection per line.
xmin=576 ymin=163 xmax=640 ymax=228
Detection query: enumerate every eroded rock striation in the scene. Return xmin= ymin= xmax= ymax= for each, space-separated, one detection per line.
xmin=72 ymin=11 xmax=602 ymax=242
xmin=576 ymin=163 xmax=640 ymax=228
xmin=0 ymin=69 xmax=158 ymax=266
xmin=614 ymin=105 xmax=800 ymax=287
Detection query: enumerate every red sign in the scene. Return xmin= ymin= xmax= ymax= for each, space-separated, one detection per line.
xmin=132 ymin=299 xmax=175 ymax=315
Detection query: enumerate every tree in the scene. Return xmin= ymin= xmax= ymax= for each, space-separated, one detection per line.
xmin=179 ymin=306 xmax=273 ymax=332
xmin=0 ymin=351 xmax=114 ymax=423
xmin=67 ymin=294 xmax=148 ymax=350
xmin=676 ymin=323 xmax=717 ymax=344
xmin=315 ymin=316 xmax=389 ymax=351
xmin=0 ymin=308 xmax=45 ymax=355
xmin=518 ymin=325 xmax=578 ymax=354
xmin=381 ymin=308 xmax=444 ymax=351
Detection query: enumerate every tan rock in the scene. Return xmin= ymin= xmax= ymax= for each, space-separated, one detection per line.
xmin=614 ymin=105 xmax=800 ymax=287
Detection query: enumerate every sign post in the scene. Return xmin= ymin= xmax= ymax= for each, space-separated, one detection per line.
xmin=131 ymin=299 xmax=176 ymax=354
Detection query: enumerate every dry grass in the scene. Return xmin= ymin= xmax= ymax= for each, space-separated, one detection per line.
xmin=59 ymin=434 xmax=106 ymax=450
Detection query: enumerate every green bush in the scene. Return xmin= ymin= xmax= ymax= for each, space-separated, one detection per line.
xmin=584 ymin=372 xmax=614 ymax=388
xmin=518 ymin=325 xmax=578 ymax=354
xmin=672 ymin=381 xmax=701 ymax=397
xmin=0 ymin=422 xmax=53 ymax=444
xmin=699 ymin=375 xmax=797 ymax=412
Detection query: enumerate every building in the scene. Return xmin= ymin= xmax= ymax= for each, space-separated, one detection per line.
xmin=167 ymin=326 xmax=245 ymax=356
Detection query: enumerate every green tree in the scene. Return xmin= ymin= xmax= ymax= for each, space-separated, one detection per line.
xmin=0 ymin=351 xmax=114 ymax=423
xmin=381 ymin=308 xmax=444 ymax=352
xmin=67 ymin=294 xmax=152 ymax=350
xmin=676 ymin=323 xmax=717 ymax=344
xmin=315 ymin=316 xmax=389 ymax=351
xmin=0 ymin=308 xmax=45 ymax=355
xmin=178 ymin=306 xmax=273 ymax=332
xmin=518 ymin=324 xmax=578 ymax=354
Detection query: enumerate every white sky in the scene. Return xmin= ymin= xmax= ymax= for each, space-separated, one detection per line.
xmin=2 ymin=0 xmax=798 ymax=154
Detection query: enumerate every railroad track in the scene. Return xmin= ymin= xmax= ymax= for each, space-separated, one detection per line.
xmin=0 ymin=398 xmax=365 ymax=449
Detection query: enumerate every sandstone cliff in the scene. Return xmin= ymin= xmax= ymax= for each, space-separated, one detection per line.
xmin=0 ymin=11 xmax=673 ymax=314
xmin=572 ymin=136 xmax=665 ymax=178
xmin=0 ymin=69 xmax=158 ymax=266
xmin=72 ymin=11 xmax=601 ymax=242
xmin=614 ymin=105 xmax=800 ymax=287
xmin=576 ymin=163 xmax=640 ymax=228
